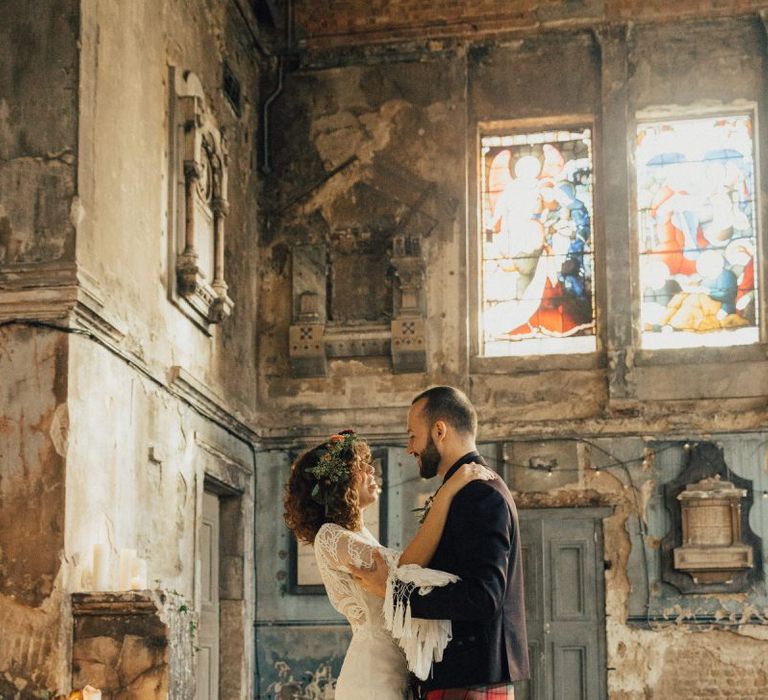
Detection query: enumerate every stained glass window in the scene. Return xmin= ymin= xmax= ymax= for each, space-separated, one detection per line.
xmin=480 ymin=128 xmax=596 ymax=356
xmin=637 ymin=115 xmax=759 ymax=349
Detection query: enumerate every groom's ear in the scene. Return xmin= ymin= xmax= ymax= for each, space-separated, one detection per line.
xmin=433 ymin=419 xmax=448 ymax=443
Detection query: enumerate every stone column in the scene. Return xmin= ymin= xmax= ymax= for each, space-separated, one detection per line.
xmin=596 ymin=25 xmax=638 ymax=411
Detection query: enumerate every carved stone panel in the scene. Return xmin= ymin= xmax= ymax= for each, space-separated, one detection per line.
xmin=288 ymin=230 xmax=429 ymax=376
xmin=673 ymin=476 xmax=753 ymax=585
xmin=391 ymin=317 xmax=427 ymax=373
xmin=661 ymin=442 xmax=762 ymax=594
xmin=328 ymin=227 xmax=392 ymax=324
xmin=288 ymin=324 xmax=326 ymax=378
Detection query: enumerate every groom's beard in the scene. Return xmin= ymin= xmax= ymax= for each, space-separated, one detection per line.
xmin=418 ymin=436 xmax=441 ymax=479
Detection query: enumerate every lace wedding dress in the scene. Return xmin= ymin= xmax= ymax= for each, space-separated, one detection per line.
xmin=314 ymin=523 xmax=457 ymax=700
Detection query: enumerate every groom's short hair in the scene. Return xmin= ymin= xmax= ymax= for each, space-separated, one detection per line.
xmin=412 ymin=386 xmax=477 ymax=437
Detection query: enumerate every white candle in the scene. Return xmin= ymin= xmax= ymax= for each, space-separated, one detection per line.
xmin=136 ymin=558 xmax=148 ymax=589
xmin=129 ymin=557 xmax=147 ymax=590
xmin=83 ymin=685 xmax=102 ymax=700
xmin=92 ymin=544 xmax=109 ymax=591
xmin=118 ymin=549 xmax=136 ymax=590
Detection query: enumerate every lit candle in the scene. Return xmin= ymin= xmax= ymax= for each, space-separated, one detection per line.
xmin=92 ymin=544 xmax=109 ymax=591
xmin=118 ymin=549 xmax=136 ymax=590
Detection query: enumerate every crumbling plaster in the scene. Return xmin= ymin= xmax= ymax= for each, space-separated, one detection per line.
xmin=0 ymin=326 xmax=70 ymax=696
xmin=255 ymin=10 xmax=768 ymax=699
xmin=1 ymin=0 xmax=262 ymax=696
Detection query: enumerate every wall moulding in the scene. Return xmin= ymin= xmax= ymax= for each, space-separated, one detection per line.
xmin=168 ymin=365 xmax=260 ymax=444
xmin=0 ymin=260 xmax=125 ymax=343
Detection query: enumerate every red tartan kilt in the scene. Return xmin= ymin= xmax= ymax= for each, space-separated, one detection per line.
xmin=424 ymin=683 xmax=515 ymax=700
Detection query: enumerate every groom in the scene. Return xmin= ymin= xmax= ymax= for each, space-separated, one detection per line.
xmin=354 ymin=386 xmax=529 ymax=698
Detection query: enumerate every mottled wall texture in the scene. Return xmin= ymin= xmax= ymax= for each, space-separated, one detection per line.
xmin=3 ymin=0 xmax=768 ymax=699
xmin=1 ymin=0 xmax=262 ymax=696
xmin=255 ymin=3 xmax=768 ymax=699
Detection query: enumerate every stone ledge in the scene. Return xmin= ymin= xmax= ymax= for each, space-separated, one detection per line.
xmin=72 ymin=590 xmax=159 ymax=617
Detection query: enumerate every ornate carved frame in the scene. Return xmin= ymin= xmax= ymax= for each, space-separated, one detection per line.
xmin=168 ymin=67 xmax=234 ymax=331
xmin=288 ymin=234 xmax=427 ymax=377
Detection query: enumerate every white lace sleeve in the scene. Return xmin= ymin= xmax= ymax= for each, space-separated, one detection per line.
xmin=383 ymin=564 xmax=460 ymax=681
xmin=314 ymin=523 xmax=377 ymax=572
xmin=313 ymin=523 xmax=383 ymax=630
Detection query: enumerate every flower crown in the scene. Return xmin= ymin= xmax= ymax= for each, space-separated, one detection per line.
xmin=305 ymin=430 xmax=358 ymax=504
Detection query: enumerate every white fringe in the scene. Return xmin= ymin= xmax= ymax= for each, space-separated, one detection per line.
xmin=382 ymin=562 xmax=459 ymax=681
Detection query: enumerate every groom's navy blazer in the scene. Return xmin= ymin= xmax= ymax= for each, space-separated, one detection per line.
xmin=407 ymin=452 xmax=529 ymax=694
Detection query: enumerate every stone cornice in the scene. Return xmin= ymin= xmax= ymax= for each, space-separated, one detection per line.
xmin=0 ymin=261 xmax=260 ymax=447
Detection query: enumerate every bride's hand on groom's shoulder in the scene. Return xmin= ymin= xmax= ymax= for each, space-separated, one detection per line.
xmin=441 ymin=462 xmax=497 ymax=499
xmin=350 ymin=549 xmax=388 ymax=599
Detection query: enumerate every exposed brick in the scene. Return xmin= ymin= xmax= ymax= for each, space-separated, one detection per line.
xmin=294 ymin=0 xmax=768 ymax=48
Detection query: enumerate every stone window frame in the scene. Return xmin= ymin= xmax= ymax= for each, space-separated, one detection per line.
xmin=469 ymin=114 xmax=604 ymax=374
xmin=167 ymin=66 xmax=234 ymax=333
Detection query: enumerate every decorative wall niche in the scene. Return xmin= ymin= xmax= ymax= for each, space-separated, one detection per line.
xmin=661 ymin=442 xmax=762 ymax=594
xmin=168 ymin=68 xmax=234 ymax=331
xmin=289 ymin=232 xmax=427 ymax=377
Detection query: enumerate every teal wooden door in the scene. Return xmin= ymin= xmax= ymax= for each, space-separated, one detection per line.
xmin=517 ymin=508 xmax=609 ymax=700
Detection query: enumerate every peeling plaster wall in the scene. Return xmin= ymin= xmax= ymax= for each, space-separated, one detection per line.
xmin=0 ymin=326 xmax=70 ymax=697
xmin=256 ymin=7 xmax=768 ymax=699
xmin=1 ymin=0 xmax=262 ymax=696
xmin=258 ymin=56 xmax=469 ymax=433
xmin=63 ymin=0 xmax=262 ymax=695
xmin=0 ymin=2 xmax=79 ymax=696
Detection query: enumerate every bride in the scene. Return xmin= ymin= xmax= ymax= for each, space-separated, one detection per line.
xmin=283 ymin=430 xmax=494 ymax=699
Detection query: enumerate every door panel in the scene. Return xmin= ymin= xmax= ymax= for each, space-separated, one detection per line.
xmin=519 ymin=509 xmax=608 ymax=700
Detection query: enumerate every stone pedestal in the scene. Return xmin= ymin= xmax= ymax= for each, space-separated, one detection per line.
xmin=72 ymin=591 xmax=195 ymax=700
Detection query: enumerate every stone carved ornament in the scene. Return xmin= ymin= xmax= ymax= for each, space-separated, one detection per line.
xmin=174 ymin=70 xmax=234 ymax=327
xmin=289 ymin=232 xmax=427 ymax=377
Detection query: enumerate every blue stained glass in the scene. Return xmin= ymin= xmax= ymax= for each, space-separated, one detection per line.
xmin=480 ymin=129 xmax=596 ymax=356
xmin=636 ymin=115 xmax=759 ymax=349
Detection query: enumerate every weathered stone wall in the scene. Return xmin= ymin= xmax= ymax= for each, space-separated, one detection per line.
xmin=1 ymin=0 xmax=263 ymax=696
xmin=0 ymin=326 xmax=70 ymax=697
xmin=76 ymin=0 xmax=261 ymax=409
xmin=0 ymin=0 xmax=79 ymax=267
xmin=256 ymin=7 xmax=768 ymax=699
xmin=0 ymin=2 xmax=80 ymax=693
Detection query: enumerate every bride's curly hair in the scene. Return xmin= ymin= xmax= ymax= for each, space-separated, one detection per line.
xmin=283 ymin=431 xmax=372 ymax=544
